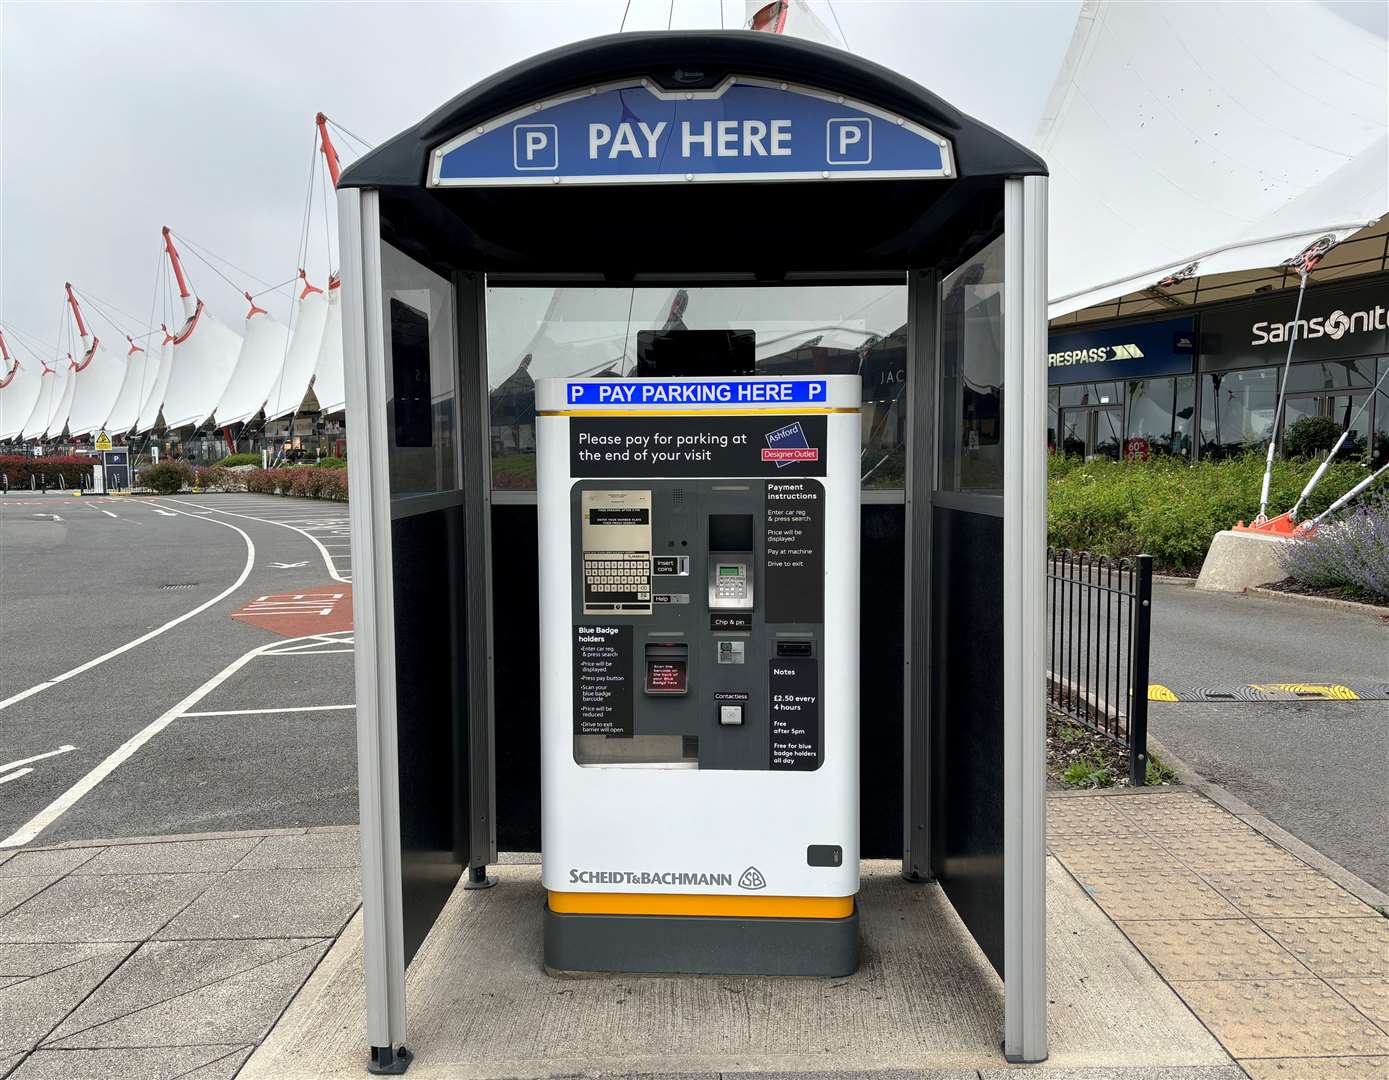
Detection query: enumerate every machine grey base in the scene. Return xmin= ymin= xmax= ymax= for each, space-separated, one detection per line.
xmin=543 ymin=904 xmax=860 ymax=976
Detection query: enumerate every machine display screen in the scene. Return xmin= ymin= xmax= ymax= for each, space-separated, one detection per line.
xmin=645 ymin=658 xmax=688 ymax=694
xmin=719 ymin=566 xmax=741 ymax=576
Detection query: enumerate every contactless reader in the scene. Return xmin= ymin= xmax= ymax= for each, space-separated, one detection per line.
xmin=537 ymin=373 xmax=861 ymax=977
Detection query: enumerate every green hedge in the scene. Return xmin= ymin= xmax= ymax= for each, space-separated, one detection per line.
xmin=1048 ymin=452 xmax=1383 ymax=572
xmin=216 ymin=452 xmax=262 ymax=468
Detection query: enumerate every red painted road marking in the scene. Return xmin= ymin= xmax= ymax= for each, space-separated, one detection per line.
xmin=231 ymin=585 xmax=353 ymax=637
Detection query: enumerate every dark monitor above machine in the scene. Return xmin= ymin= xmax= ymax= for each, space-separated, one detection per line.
xmin=636 ymin=329 xmax=755 ymax=377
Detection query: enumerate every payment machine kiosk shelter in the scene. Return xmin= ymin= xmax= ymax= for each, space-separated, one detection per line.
xmin=340 ymin=31 xmax=1048 ymax=1072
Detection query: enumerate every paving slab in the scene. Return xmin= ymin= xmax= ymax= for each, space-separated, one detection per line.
xmin=1202 ymin=870 xmax=1379 ymax=919
xmin=44 ymin=937 xmax=331 ymax=1048
xmin=1258 ymin=917 xmax=1389 ymax=978
xmin=9 ymin=1043 xmax=253 ymax=1079
xmin=232 ymin=829 xmax=360 ymax=870
xmin=1328 ymin=976 xmax=1389 ymax=1027
xmin=69 ymin=837 xmax=262 ymax=876
xmin=0 ymin=849 xmax=99 ymax=878
xmin=1172 ymin=978 xmax=1389 ymax=1058
xmin=1239 ymin=1059 xmax=1389 ymax=1080
xmin=0 ymin=942 xmax=131 ymax=1053
xmin=0 ymin=877 xmax=63 ymax=920
xmin=1079 ymin=872 xmax=1242 ymax=921
xmin=0 ymin=873 xmax=217 ymax=943
xmin=1117 ymin=919 xmax=1312 ymax=981
xmin=977 ymin=1070 xmax=1246 ymax=1080
xmin=242 ymin=858 xmax=1230 ymax=1079
xmin=155 ymin=867 xmax=359 ymax=940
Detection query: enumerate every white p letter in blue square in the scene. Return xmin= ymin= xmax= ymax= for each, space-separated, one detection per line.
xmin=826 ymin=118 xmax=871 ymax=165
xmin=514 ymin=124 xmax=558 ymax=171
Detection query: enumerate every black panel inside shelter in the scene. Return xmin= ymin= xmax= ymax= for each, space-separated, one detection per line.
xmin=392 ymin=507 xmax=470 ymax=965
xmin=931 ymin=505 xmax=1005 ymax=975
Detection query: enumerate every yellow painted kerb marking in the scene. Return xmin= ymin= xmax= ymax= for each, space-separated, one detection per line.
xmin=538 ymin=407 xmax=859 ymax=417
xmin=548 ymin=891 xmax=854 ymax=919
xmin=1147 ymin=683 xmax=1178 ymax=702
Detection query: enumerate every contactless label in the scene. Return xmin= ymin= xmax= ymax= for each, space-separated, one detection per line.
xmin=769 ymin=659 xmax=820 ymax=770
xmin=573 ymin=625 xmax=633 ymax=737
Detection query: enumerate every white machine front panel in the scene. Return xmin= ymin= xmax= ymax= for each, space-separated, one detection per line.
xmin=538 ymin=375 xmax=860 ymax=899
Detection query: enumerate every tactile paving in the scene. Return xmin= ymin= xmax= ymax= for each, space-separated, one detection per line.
xmin=1048 ymin=836 xmax=1182 ymax=877
xmin=1240 ymin=1056 xmax=1389 ymax=1079
xmin=1329 ymin=977 xmax=1389 ymax=1027
xmin=1080 ymin=872 xmax=1242 ymax=921
xmin=1260 ymin=918 xmax=1389 ymax=979
xmin=1204 ymin=871 xmax=1379 ymax=920
xmin=1114 ymin=794 xmax=1241 ymax=833
xmin=1173 ymin=978 xmax=1389 ymax=1058
xmin=1046 ymin=798 xmax=1148 ymax=838
xmin=1119 ymin=919 xmax=1312 ymax=981
xmin=1162 ymin=832 xmax=1308 ymax=873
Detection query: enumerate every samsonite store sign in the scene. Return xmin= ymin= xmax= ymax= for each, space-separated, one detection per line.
xmin=1201 ymin=278 xmax=1389 ymax=369
xmin=1048 ymin=316 xmax=1194 ymax=385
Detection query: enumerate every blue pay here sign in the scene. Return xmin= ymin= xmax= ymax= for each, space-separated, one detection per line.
xmin=567 ymin=379 xmax=828 ymax=407
xmin=430 ymin=77 xmax=953 ymax=186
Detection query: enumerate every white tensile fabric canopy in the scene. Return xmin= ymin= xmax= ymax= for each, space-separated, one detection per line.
xmin=135 ymin=332 xmax=175 ymax=434
xmin=161 ymin=303 xmax=244 ymax=430
xmin=266 ymin=284 xmax=328 ymax=421
xmin=0 ymin=360 xmax=44 ymax=442
xmin=65 ymin=335 xmax=129 ymax=438
xmin=310 ymin=283 xmax=345 ymax=415
xmin=1037 ymin=0 xmax=1388 ymax=317
xmin=213 ymin=305 xmax=292 ymax=427
xmin=46 ymin=360 xmax=77 ymax=438
xmin=20 ymin=364 xmax=59 ymax=441
xmin=102 ymin=341 xmax=151 ymax=436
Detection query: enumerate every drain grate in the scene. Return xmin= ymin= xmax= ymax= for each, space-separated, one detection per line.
xmin=160 ymin=583 xmax=199 ymax=590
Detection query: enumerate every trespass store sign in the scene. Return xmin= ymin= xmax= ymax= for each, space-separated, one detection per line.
xmin=1047 ymin=316 xmax=1195 ymax=385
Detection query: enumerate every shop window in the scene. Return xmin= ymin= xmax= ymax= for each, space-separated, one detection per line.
xmin=484 ymin=284 xmax=908 ymax=491
xmin=1374 ymin=357 xmax=1389 ymax=468
xmin=938 ymin=236 xmax=1004 ymax=493
xmin=1126 ymin=377 xmax=1195 ymax=459
xmin=1047 ymin=388 xmax=1059 ymax=452
xmin=1200 ymin=367 xmax=1278 ymax=460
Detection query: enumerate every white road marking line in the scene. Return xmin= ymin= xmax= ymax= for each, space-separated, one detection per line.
xmin=0 ymin=505 xmax=256 ymax=713
xmin=168 ymin=498 xmax=350 ymax=583
xmin=0 ymin=745 xmax=78 ymax=772
xmin=0 ymin=769 xmax=34 ymax=786
xmin=0 ymin=632 xmax=326 ymax=848
xmin=151 ymin=507 xmax=178 ymax=517
xmin=100 ymin=510 xmax=118 ymax=518
xmin=32 ymin=513 xmax=63 ymax=522
xmin=180 ymin=704 xmax=355 ymax=717
xmin=270 ymin=561 xmax=309 ymax=568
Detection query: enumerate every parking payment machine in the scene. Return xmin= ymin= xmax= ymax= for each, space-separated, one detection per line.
xmin=537 ymin=374 xmax=860 ymax=974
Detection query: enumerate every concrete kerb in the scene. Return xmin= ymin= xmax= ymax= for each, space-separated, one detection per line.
xmin=22 ymin=823 xmax=360 ymax=852
xmin=1245 ymin=584 xmax=1388 ymax=619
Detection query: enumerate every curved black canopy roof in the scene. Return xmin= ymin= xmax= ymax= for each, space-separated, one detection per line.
xmin=343 ymin=31 xmax=1045 ymax=278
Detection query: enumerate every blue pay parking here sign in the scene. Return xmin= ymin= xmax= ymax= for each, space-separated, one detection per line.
xmin=566 ymin=379 xmax=827 ymax=406
xmin=430 ymin=77 xmax=953 ymax=186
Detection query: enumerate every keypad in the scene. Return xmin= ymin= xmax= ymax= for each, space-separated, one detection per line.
xmin=584 ymin=552 xmax=651 ymax=599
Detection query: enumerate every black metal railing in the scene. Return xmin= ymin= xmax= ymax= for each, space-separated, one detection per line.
xmin=1046 ymin=549 xmax=1153 ymax=785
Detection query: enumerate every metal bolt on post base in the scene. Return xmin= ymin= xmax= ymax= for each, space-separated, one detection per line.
xmin=463 ymin=864 xmax=497 ymax=890
xmin=368 ymin=1044 xmax=412 ymax=1075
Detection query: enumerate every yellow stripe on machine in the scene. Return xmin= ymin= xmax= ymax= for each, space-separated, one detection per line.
xmin=548 ymin=891 xmax=855 ymax=919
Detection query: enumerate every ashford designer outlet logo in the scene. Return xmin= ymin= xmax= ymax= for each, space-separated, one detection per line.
xmin=1251 ymin=304 xmax=1387 ymax=346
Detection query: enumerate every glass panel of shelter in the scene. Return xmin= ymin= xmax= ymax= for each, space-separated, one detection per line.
xmin=484 ymin=284 xmax=909 ymax=491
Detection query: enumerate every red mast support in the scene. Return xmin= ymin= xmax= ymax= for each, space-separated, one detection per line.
xmin=0 ymin=328 xmax=12 ymax=365
xmin=64 ymin=283 xmax=92 ymax=341
xmin=316 ymin=113 xmax=342 ymax=188
xmin=162 ymin=227 xmax=192 ymax=300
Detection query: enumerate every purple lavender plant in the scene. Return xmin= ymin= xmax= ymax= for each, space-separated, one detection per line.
xmin=1281 ymin=493 xmax=1389 ymax=600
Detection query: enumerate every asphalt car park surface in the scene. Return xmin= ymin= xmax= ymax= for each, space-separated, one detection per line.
xmin=0 ymin=493 xmax=359 ymax=847
xmin=1147 ymin=582 xmax=1389 ymax=892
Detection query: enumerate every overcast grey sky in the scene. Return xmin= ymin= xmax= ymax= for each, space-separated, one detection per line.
xmin=1 ymin=0 xmax=1092 ymax=360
